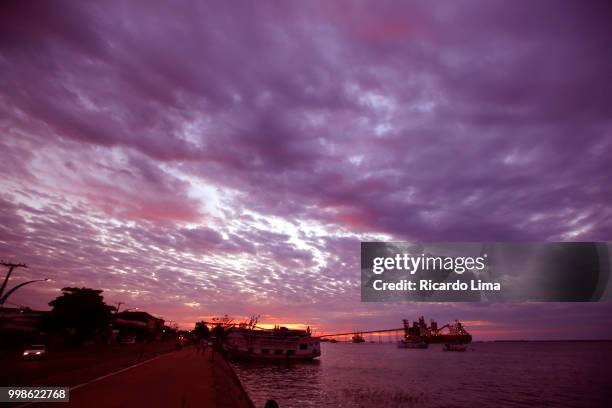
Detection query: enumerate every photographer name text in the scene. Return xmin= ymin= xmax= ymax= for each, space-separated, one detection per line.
xmin=372 ymin=279 xmax=501 ymax=291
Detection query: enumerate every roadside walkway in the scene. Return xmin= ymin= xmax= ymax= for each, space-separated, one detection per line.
xmin=34 ymin=347 xmax=252 ymax=408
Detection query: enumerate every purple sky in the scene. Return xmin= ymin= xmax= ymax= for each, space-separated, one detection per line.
xmin=1 ymin=1 xmax=611 ymax=339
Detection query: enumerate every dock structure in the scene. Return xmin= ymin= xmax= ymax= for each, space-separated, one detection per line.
xmin=319 ymin=327 xmax=405 ymax=343
xmin=319 ymin=317 xmax=472 ymax=344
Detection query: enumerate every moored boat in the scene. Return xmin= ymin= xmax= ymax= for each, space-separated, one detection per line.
xmin=224 ymin=325 xmax=320 ymax=360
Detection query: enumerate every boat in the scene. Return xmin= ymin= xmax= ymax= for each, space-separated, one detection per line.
xmin=443 ymin=343 xmax=467 ymax=352
xmin=397 ymin=336 xmax=428 ymax=349
xmin=351 ymin=333 xmax=365 ymax=343
xmin=224 ymin=325 xmax=320 ymax=360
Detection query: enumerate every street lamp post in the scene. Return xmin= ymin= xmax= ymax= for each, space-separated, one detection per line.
xmin=0 ymin=278 xmax=50 ymax=306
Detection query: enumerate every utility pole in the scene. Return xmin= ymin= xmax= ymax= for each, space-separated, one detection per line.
xmin=0 ymin=261 xmax=27 ymax=300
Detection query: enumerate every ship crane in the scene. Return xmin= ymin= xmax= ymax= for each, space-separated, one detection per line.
xmin=401 ymin=317 xmax=472 ymax=344
xmin=433 ymin=320 xmax=470 ymax=336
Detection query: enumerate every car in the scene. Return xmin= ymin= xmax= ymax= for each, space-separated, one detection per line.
xmin=22 ymin=344 xmax=47 ymax=360
xmin=119 ymin=336 xmax=136 ymax=345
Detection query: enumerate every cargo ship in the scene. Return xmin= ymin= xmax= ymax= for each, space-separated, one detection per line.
xmin=351 ymin=333 xmax=365 ymax=343
xmin=402 ymin=317 xmax=471 ymax=344
xmin=224 ymin=325 xmax=321 ymax=360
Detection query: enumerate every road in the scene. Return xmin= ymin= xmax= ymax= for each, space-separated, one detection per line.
xmin=3 ymin=345 xmax=253 ymax=407
xmin=0 ymin=341 xmax=177 ymax=387
xmin=36 ymin=348 xmax=230 ymax=407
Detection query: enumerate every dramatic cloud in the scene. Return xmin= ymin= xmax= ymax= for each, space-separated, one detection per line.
xmin=1 ymin=0 xmax=611 ymax=338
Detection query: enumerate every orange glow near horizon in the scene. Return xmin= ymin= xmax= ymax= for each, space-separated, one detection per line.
xmin=175 ymin=315 xmax=316 ymax=332
xmin=462 ymin=320 xmax=501 ymax=327
xmin=256 ymin=322 xmax=311 ymax=330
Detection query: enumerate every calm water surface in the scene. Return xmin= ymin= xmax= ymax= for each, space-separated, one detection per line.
xmin=231 ymin=341 xmax=612 ymax=408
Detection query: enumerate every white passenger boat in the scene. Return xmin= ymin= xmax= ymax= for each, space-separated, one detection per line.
xmin=224 ymin=325 xmax=321 ymax=360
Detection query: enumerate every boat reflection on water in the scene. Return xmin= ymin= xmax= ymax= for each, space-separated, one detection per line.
xmin=443 ymin=343 xmax=467 ymax=352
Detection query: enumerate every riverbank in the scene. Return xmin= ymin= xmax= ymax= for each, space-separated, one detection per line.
xmin=213 ymin=347 xmax=256 ymax=408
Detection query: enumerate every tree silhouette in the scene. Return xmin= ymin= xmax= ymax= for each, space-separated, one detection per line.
xmin=48 ymin=287 xmax=115 ymax=344
xmin=211 ymin=324 xmax=226 ymax=342
xmin=210 ymin=315 xmax=233 ymax=344
xmin=211 ymin=314 xmax=234 ymax=328
xmin=193 ymin=321 xmax=210 ymax=339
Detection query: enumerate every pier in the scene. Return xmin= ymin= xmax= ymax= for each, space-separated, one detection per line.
xmin=319 ymin=317 xmax=472 ymax=343
xmin=319 ymin=328 xmax=405 ymax=342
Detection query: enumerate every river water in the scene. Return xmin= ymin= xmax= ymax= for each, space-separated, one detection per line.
xmin=231 ymin=341 xmax=612 ymax=408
